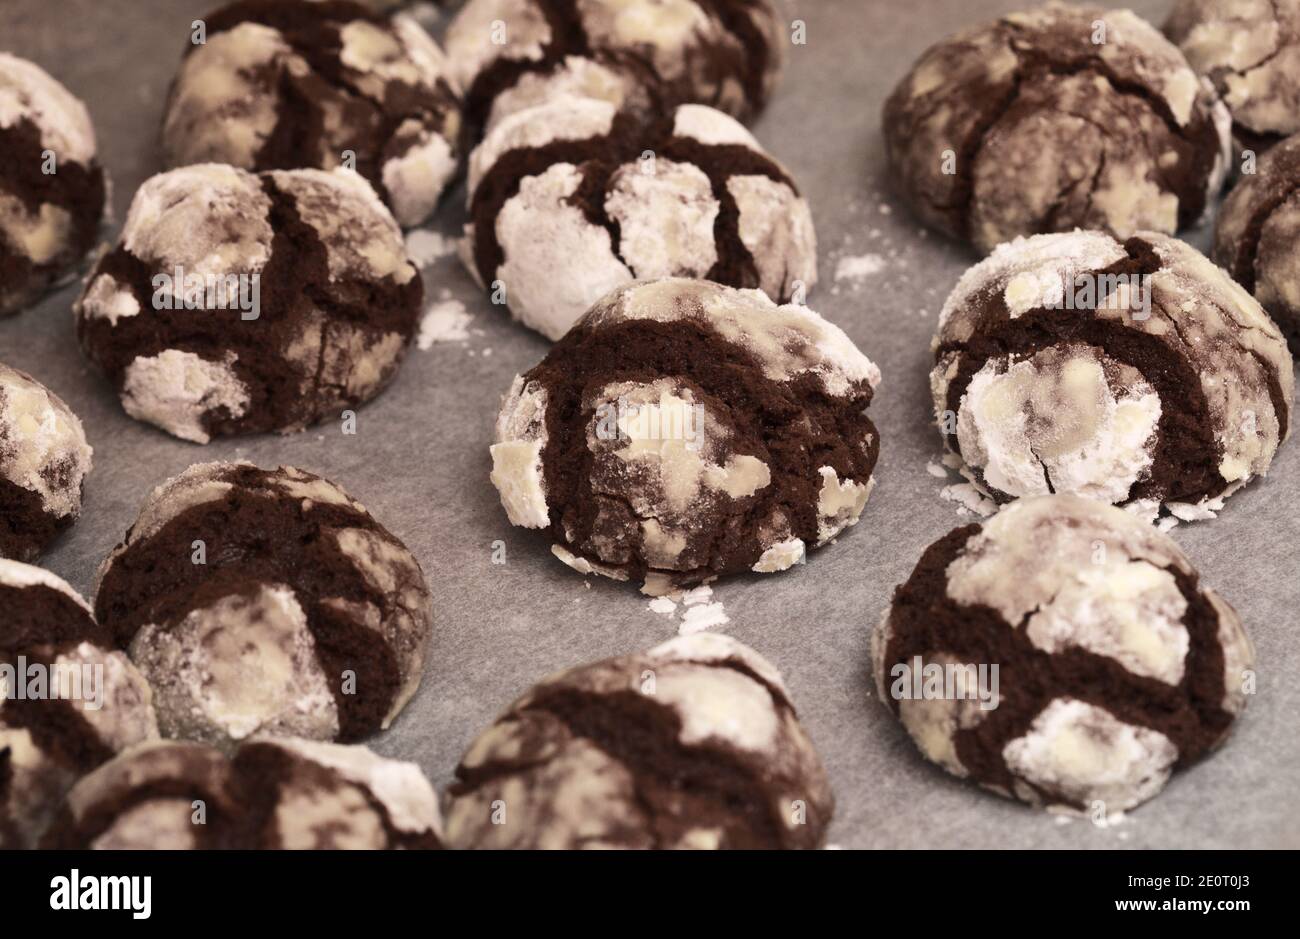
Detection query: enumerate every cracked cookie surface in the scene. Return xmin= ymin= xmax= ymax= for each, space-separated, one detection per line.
xmin=43 ymin=736 xmax=443 ymax=849
xmin=0 ymin=364 xmax=93 ymax=561
xmin=490 ymin=278 xmax=880 ymax=595
xmin=1215 ymin=129 xmax=1300 ymax=356
xmin=883 ymin=2 xmax=1230 ymax=253
xmin=446 ymin=0 xmax=784 ymax=139
xmin=1166 ymin=0 xmax=1300 ymax=153
xmin=872 ymin=495 xmax=1254 ymax=813
xmin=465 ymin=98 xmax=816 ymax=339
xmin=163 ymin=0 xmax=462 ymax=227
xmin=75 ymin=164 xmax=421 ymax=443
xmin=0 ymin=53 xmax=106 ymax=316
xmin=93 ymin=461 xmax=433 ymax=748
xmin=0 ymin=561 xmax=158 ymax=849
xmin=446 ymin=633 xmax=832 ymax=849
xmin=932 ymin=230 xmax=1293 ymax=520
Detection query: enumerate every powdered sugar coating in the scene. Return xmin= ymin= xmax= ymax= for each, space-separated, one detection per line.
xmin=466 ymin=99 xmax=817 ymax=340
xmin=933 ymin=230 xmax=1293 ymax=514
xmin=76 ymin=165 xmax=421 ymax=442
xmin=0 ymin=52 xmax=97 ymax=164
xmin=0 ymin=365 xmax=93 ymax=559
xmin=492 ymin=278 xmax=880 ymax=593
xmin=446 ymin=0 xmax=784 ymax=129
xmin=872 ymin=494 xmax=1254 ymax=813
xmin=444 ymin=634 xmax=831 ymax=849
xmin=162 ymin=5 xmax=462 ymax=227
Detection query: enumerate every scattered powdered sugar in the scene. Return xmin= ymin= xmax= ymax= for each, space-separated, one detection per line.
xmin=405 ymin=228 xmax=455 ymax=268
xmin=834 ymin=253 xmax=886 ymax=284
xmin=941 ymin=482 xmax=998 ymax=517
xmin=678 ymin=602 xmax=729 ymax=635
xmin=646 ymin=583 xmax=728 ymax=634
xmin=647 ymin=596 xmax=677 ymax=616
xmin=417 ymin=297 xmax=473 ymax=349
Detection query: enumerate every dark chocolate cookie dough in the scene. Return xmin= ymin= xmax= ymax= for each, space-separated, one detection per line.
xmin=446 ymin=0 xmax=785 ymax=138
xmin=883 ymin=3 xmax=1230 ymax=253
xmin=465 ymin=97 xmax=816 ymax=339
xmin=163 ymin=0 xmax=462 ymax=226
xmin=0 ymin=561 xmax=158 ymax=849
xmin=0 ymin=363 xmax=93 ymax=562
xmin=872 ymin=495 xmax=1254 ymax=813
xmin=93 ymin=462 xmax=433 ymax=749
xmin=932 ymin=230 xmax=1293 ymax=521
xmin=445 ymin=633 xmax=832 ymax=849
xmin=1165 ymin=0 xmax=1300 ymax=154
xmin=0 ymin=53 xmax=106 ymax=316
xmin=1215 ymin=130 xmax=1300 ymax=356
xmin=490 ymin=278 xmax=881 ymax=595
xmin=43 ymin=737 xmax=443 ymax=849
xmin=75 ymin=164 xmax=421 ymax=443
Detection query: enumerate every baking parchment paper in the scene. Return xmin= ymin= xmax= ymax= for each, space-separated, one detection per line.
xmin=1 ymin=0 xmax=1295 ymax=848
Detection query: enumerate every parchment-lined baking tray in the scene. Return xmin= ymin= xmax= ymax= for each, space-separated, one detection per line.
xmin=1 ymin=0 xmax=1295 ymax=848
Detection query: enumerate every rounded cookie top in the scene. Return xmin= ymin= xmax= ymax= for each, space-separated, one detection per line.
xmin=0 ymin=364 xmax=93 ymax=562
xmin=445 ymin=633 xmax=833 ymax=849
xmin=446 ymin=0 xmax=785 ymax=137
xmin=932 ymin=230 xmax=1293 ymax=518
xmin=1214 ymin=129 xmax=1300 ymax=356
xmin=1165 ymin=0 xmax=1300 ymax=151
xmin=466 ymin=98 xmax=817 ymax=340
xmin=883 ymin=2 xmax=1230 ymax=253
xmin=93 ymin=461 xmax=433 ymax=749
xmin=75 ymin=164 xmax=421 ymax=443
xmin=0 ymin=561 xmax=158 ymax=849
xmin=490 ymin=278 xmax=881 ymax=595
xmin=42 ymin=736 xmax=443 ymax=849
xmin=163 ymin=0 xmax=462 ymax=227
xmin=0 ymin=53 xmax=107 ymax=316
xmin=872 ymin=494 xmax=1254 ymax=813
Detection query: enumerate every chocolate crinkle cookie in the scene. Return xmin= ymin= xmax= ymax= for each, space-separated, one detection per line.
xmin=446 ymin=0 xmax=785 ymax=137
xmin=0 ymin=561 xmax=158 ymax=849
xmin=1214 ymin=130 xmax=1300 ymax=356
xmin=490 ymin=278 xmax=881 ymax=596
xmin=1165 ymin=0 xmax=1300 ymax=153
xmin=0 ymin=364 xmax=93 ymax=561
xmin=446 ymin=633 xmax=833 ymax=849
xmin=883 ymin=3 xmax=1230 ymax=254
xmin=43 ymin=737 xmax=443 ymax=849
xmin=872 ymin=495 xmax=1255 ymax=814
xmin=163 ymin=0 xmax=462 ymax=227
xmin=0 ymin=53 xmax=107 ymax=316
xmin=465 ymin=97 xmax=816 ymax=340
xmin=92 ymin=462 xmax=433 ymax=749
xmin=75 ymin=164 xmax=421 ymax=443
xmin=932 ymin=230 xmax=1293 ymax=522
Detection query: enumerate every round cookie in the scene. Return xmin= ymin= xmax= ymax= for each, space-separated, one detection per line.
xmin=0 ymin=364 xmax=93 ymax=561
xmin=43 ymin=737 xmax=443 ymax=849
xmin=872 ymin=495 xmax=1255 ymax=814
xmin=883 ymin=3 xmax=1230 ymax=254
xmin=163 ymin=0 xmax=462 ymax=227
xmin=446 ymin=633 xmax=833 ymax=849
xmin=93 ymin=462 xmax=433 ymax=748
xmin=1214 ymin=131 xmax=1300 ymax=356
xmin=490 ymin=278 xmax=881 ymax=595
xmin=75 ymin=164 xmax=421 ymax=443
xmin=446 ymin=0 xmax=785 ymax=137
xmin=932 ymin=230 xmax=1293 ymax=521
xmin=0 ymin=53 xmax=107 ymax=316
xmin=1165 ymin=0 xmax=1300 ymax=153
xmin=0 ymin=561 xmax=158 ymax=849
xmin=465 ymin=98 xmax=816 ymax=340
